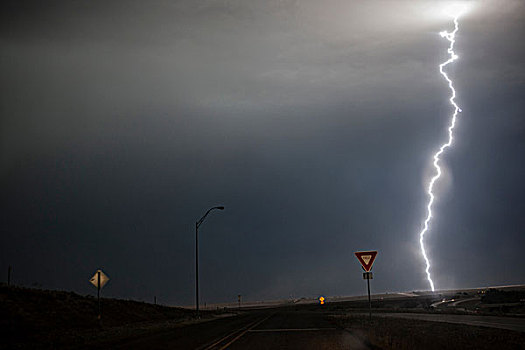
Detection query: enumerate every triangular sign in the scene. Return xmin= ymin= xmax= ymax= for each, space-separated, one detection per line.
xmin=354 ymin=251 xmax=378 ymax=272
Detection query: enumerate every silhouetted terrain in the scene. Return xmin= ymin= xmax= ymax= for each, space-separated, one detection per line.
xmin=2 ymin=285 xmax=525 ymax=349
xmin=1 ymin=284 xmax=201 ymax=348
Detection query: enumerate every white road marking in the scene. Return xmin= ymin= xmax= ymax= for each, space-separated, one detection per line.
xmin=248 ymin=328 xmax=337 ymax=332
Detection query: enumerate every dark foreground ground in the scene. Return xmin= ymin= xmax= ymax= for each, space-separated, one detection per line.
xmin=2 ymin=285 xmax=525 ymax=349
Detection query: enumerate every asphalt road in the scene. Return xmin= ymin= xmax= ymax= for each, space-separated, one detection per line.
xmin=222 ymin=311 xmax=369 ymax=350
xmin=82 ymin=309 xmax=525 ymax=349
xmin=88 ymin=310 xmax=372 ymax=350
xmin=370 ymin=312 xmax=525 ymax=333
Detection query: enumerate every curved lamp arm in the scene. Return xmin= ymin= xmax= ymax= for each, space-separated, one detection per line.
xmin=196 ymin=206 xmax=225 ymax=228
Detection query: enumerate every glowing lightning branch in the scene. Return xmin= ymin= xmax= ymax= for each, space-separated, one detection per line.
xmin=419 ymin=10 xmax=463 ymax=292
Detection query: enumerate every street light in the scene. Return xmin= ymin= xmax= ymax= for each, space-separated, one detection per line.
xmin=195 ymin=206 xmax=224 ymax=317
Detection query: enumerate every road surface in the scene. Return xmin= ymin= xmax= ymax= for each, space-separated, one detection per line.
xmin=83 ymin=309 xmax=525 ymax=349
xmin=370 ymin=312 xmax=525 ymax=333
xmin=221 ymin=311 xmax=369 ymax=349
xmin=87 ymin=310 xmax=371 ymax=349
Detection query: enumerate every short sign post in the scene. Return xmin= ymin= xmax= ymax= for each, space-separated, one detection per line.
xmin=89 ymin=269 xmax=109 ymax=324
xmin=354 ymin=251 xmax=377 ymax=321
xmin=7 ymin=265 xmax=12 ymax=286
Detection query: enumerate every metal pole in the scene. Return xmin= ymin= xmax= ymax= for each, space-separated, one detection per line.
xmin=194 ymin=206 xmax=224 ymax=319
xmin=97 ymin=271 xmax=101 ymax=321
xmin=367 ymin=273 xmax=371 ymax=321
xmin=7 ymin=265 xmax=11 ymax=286
xmin=195 ymin=222 xmax=199 ymax=318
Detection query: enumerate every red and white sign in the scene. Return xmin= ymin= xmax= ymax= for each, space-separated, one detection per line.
xmin=354 ymin=251 xmax=378 ymax=272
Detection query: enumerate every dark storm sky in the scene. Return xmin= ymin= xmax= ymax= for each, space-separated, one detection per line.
xmin=1 ymin=0 xmax=524 ymax=305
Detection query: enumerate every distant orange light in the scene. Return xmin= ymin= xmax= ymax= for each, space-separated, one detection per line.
xmin=319 ymin=296 xmax=325 ymax=305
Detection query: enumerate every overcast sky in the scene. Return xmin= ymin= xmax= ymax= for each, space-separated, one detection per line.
xmin=1 ymin=0 xmax=524 ymax=306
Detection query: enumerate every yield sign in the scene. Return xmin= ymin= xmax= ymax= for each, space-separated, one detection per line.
xmin=354 ymin=251 xmax=378 ymax=272
xmin=89 ymin=269 xmax=110 ymax=289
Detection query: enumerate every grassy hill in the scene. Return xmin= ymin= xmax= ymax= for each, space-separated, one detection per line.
xmin=1 ymin=284 xmax=197 ymax=348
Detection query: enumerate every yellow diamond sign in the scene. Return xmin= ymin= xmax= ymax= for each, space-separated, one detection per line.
xmin=89 ymin=269 xmax=110 ymax=289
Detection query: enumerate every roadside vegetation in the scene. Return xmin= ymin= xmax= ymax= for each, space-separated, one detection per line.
xmin=325 ymin=288 xmax=525 ymax=317
xmin=1 ymin=284 xmax=214 ymax=349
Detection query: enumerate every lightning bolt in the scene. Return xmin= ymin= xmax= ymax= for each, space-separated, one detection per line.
xmin=419 ymin=10 xmax=463 ymax=292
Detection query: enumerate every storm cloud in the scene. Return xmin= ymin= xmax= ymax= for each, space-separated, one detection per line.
xmin=1 ymin=0 xmax=524 ymax=305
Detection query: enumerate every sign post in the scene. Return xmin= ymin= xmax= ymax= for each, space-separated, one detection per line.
xmin=7 ymin=265 xmax=12 ymax=286
xmin=89 ymin=269 xmax=110 ymax=324
xmin=354 ymin=251 xmax=378 ymax=321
